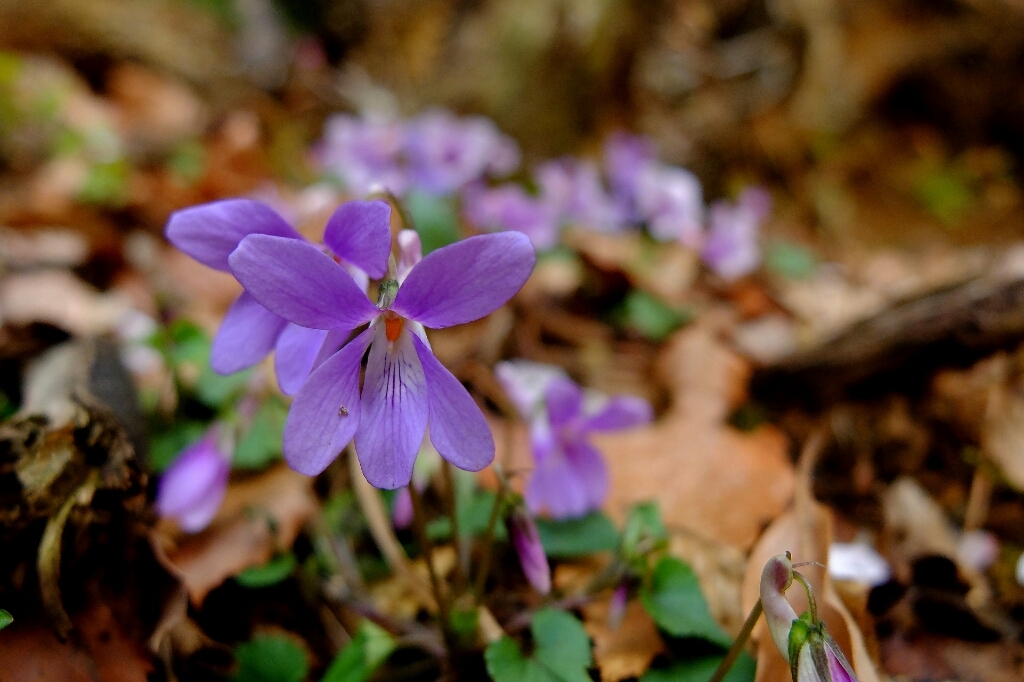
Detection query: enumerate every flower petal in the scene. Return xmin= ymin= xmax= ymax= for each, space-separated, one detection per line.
xmin=825 ymin=638 xmax=859 ymax=682
xmin=544 ymin=375 xmax=584 ymax=428
xmin=525 ymin=447 xmax=589 ymax=519
xmin=565 ymin=439 xmax=608 ymax=511
xmin=312 ymin=328 xmax=352 ymax=368
xmin=584 ymin=395 xmax=653 ymax=432
xmin=230 ymin=234 xmax=380 ymax=329
xmin=323 ymin=200 xmax=393 ymax=279
xmin=283 ymin=328 xmax=373 ymax=476
xmin=391 ymin=232 xmax=535 ymax=328
xmin=165 ymin=199 xmax=302 ymax=272
xmin=274 ymin=324 xmax=330 ymax=396
xmin=354 ymin=325 xmax=429 ymax=489
xmin=210 ymin=291 xmax=289 ymax=375
xmin=494 ymin=360 xmax=568 ymax=419
xmin=411 ymin=333 xmax=494 ymax=472
xmin=156 ymin=434 xmax=230 ymax=532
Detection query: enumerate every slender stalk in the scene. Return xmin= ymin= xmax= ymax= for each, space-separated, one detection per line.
xmin=472 ymin=476 xmax=508 ymax=601
xmin=791 ymin=571 xmax=818 ymax=623
xmin=409 ymin=483 xmax=452 ymax=646
xmin=708 ymin=600 xmax=763 ymax=682
xmin=441 ymin=460 xmax=467 ymax=593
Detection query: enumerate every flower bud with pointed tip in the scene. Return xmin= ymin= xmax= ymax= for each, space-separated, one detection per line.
xmin=156 ymin=430 xmax=230 ymax=533
xmin=507 ymin=507 xmax=551 ymax=594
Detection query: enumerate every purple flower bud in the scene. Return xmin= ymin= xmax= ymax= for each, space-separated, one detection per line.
xmin=760 ymin=553 xmax=860 ymax=682
xmin=156 ymin=431 xmax=230 ymax=533
xmin=607 ymin=582 xmax=629 ymax=630
xmin=508 ymin=507 xmax=551 ymax=594
xmin=392 ymin=486 xmax=414 ymax=529
xmin=701 ymin=187 xmax=770 ymax=281
xmin=462 ymin=183 xmax=560 ymax=250
xmin=635 ymin=164 xmax=704 ymax=246
xmin=405 ymin=110 xmax=520 ymax=195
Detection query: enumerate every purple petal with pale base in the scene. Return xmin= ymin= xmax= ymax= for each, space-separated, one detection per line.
xmin=391 ymin=232 xmax=536 ymax=328
xmin=230 ymin=235 xmax=379 ymax=330
xmin=211 ymin=291 xmax=289 ymax=375
xmin=494 ymin=360 xmax=567 ymax=419
xmin=165 ymin=199 xmax=302 ymax=272
xmin=564 ymin=439 xmax=609 ymax=511
xmin=323 ymin=200 xmax=392 ymax=279
xmin=544 ymin=375 xmax=584 ymax=428
xmin=283 ymin=328 xmax=373 ymax=476
xmin=354 ymin=325 xmax=429 ymax=489
xmin=274 ymin=324 xmax=330 ymax=396
xmin=825 ymin=640 xmax=859 ymax=682
xmin=585 ymin=395 xmax=653 ymax=431
xmin=313 ymin=328 xmax=351 ymax=368
xmin=411 ymin=334 xmax=494 ymax=472
xmin=525 ymin=439 xmax=589 ymax=519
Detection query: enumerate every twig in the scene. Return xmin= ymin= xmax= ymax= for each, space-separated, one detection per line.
xmin=472 ymin=472 xmax=508 ymax=601
xmin=708 ymin=600 xmax=763 ymax=682
xmin=348 ymin=448 xmax=435 ymax=607
xmin=440 ymin=460 xmax=467 ymax=593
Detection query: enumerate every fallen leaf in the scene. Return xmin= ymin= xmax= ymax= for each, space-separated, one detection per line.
xmin=582 ymin=596 xmax=664 ymax=682
xmin=153 ymin=465 xmax=317 ymax=604
xmin=596 ymin=317 xmax=795 ymax=549
xmin=1 ymin=270 xmax=133 ymax=336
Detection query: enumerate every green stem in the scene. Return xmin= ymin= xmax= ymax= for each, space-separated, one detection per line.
xmin=791 ymin=571 xmax=818 ymax=623
xmin=440 ymin=461 xmax=467 ymax=594
xmin=472 ymin=475 xmax=508 ymax=602
xmin=409 ymin=483 xmax=453 ymax=649
xmin=707 ymin=599 xmax=763 ymax=682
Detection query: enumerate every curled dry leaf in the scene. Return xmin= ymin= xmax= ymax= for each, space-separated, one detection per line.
xmin=596 ymin=318 xmax=795 ymax=549
xmin=152 ymin=465 xmax=317 ymax=604
xmin=582 ymin=595 xmax=664 ymax=682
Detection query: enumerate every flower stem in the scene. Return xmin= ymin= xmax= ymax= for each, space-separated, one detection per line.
xmin=409 ymin=483 xmax=453 ymax=647
xmin=791 ymin=571 xmax=819 ymax=623
xmin=708 ymin=599 xmax=763 ymax=682
xmin=441 ymin=461 xmax=467 ymax=594
xmin=472 ymin=472 xmax=508 ymax=602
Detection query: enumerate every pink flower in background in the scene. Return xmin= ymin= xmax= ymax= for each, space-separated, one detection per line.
xmin=463 ymin=183 xmax=560 ymax=250
xmin=156 ymin=431 xmax=230 ymax=533
xmin=317 ymin=114 xmax=408 ymax=197
xmin=635 ymin=164 xmax=704 ymax=246
xmin=536 ymin=159 xmax=624 ymax=233
xmin=701 ymin=187 xmax=771 ymax=280
xmin=603 ymin=131 xmax=657 ymax=221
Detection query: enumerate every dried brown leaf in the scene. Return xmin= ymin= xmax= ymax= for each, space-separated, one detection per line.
xmin=582 ymin=597 xmax=665 ymax=682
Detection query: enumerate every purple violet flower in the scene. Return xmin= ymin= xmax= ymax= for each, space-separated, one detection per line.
xmin=496 ymin=362 xmax=653 ymax=519
xmin=507 ymin=506 xmax=551 ymax=594
xmin=603 ymin=132 xmax=657 ymax=221
xmin=405 ymin=110 xmax=520 ymax=195
xmin=156 ymin=430 xmax=230 ymax=533
xmin=462 ymin=183 xmax=560 ymax=250
xmin=701 ymin=187 xmax=770 ymax=281
xmin=317 ymin=114 xmax=407 ymax=197
xmin=761 ymin=553 xmax=860 ymax=682
xmin=635 ymin=164 xmax=704 ymax=246
xmin=228 ymin=203 xmax=536 ymax=488
xmin=166 ymin=199 xmax=388 ymax=396
xmin=536 ymin=159 xmax=624 ymax=233
xmin=607 ymin=582 xmax=629 ymax=630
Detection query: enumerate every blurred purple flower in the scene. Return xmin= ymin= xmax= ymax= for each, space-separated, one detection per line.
xmin=463 ymin=183 xmax=560 ymax=250
xmin=317 ymin=114 xmax=407 ymax=197
xmin=604 ymin=132 xmax=657 ymax=220
xmin=165 ymin=199 xmax=387 ymax=395
xmin=635 ymin=164 xmax=704 ymax=246
xmin=229 ymin=207 xmax=536 ymax=488
xmin=607 ymin=582 xmax=629 ymax=630
xmin=507 ymin=506 xmax=551 ymax=594
xmin=405 ymin=110 xmax=520 ymax=195
xmin=392 ymin=486 xmax=415 ymax=529
xmin=701 ymin=187 xmax=770 ymax=281
xmin=536 ymin=159 xmax=624 ymax=233
xmin=156 ymin=431 xmax=230 ymax=533
xmin=496 ymin=364 xmax=653 ymax=519
xmin=760 ymin=553 xmax=860 ymax=682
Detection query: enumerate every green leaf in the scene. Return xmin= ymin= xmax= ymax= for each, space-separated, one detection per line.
xmin=427 ymin=476 xmax=505 ymax=542
xmin=640 ymin=653 xmax=756 ymax=682
xmin=485 ymin=608 xmax=592 ymax=682
xmin=235 ymin=553 xmax=298 ymax=588
xmin=406 ymin=190 xmax=460 ymax=254
xmin=614 ymin=291 xmax=691 ymax=342
xmin=0 ymin=609 xmax=12 ymax=630
xmin=765 ymin=241 xmax=816 ymax=280
xmin=233 ymin=633 xmax=308 ymax=682
xmin=621 ymin=502 xmax=667 ymax=557
xmin=195 ymin=365 xmax=252 ymax=409
xmin=640 ymin=557 xmax=731 ymax=647
xmin=320 ymin=620 xmax=395 ymax=682
xmin=535 ymin=512 xmax=619 ymax=558
xmin=79 ymin=159 xmax=130 ymax=208
xmin=150 ymin=421 xmax=209 ymax=472
xmin=234 ymin=396 xmax=289 ymax=469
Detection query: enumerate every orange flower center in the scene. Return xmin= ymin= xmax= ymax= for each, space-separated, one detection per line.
xmin=384 ymin=311 xmax=405 ymax=342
